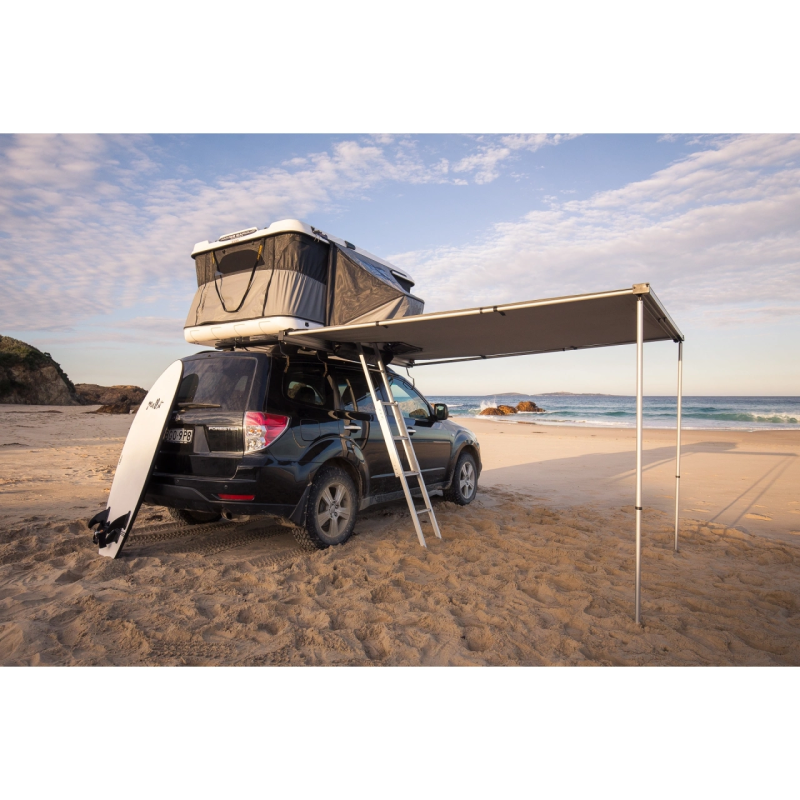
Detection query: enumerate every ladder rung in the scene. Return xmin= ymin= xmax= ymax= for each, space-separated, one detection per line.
xmin=414 ymin=507 xmax=432 ymax=515
xmin=393 ymin=435 xmax=408 ymax=441
xmin=382 ymin=400 xmax=398 ymax=406
xmin=403 ymin=470 xmax=420 ymax=477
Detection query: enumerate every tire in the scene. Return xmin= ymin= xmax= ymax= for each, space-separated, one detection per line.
xmin=168 ymin=507 xmax=222 ymax=525
xmin=294 ymin=466 xmax=358 ymax=550
xmin=445 ymin=451 xmax=478 ymax=505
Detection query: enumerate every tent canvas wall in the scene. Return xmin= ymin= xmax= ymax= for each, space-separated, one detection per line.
xmin=184 ymin=220 xmax=424 ymax=346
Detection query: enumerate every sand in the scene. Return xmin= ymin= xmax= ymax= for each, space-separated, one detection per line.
xmin=1 ymin=405 xmax=799 ymax=666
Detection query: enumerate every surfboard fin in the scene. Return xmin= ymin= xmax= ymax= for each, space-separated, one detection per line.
xmin=88 ymin=508 xmax=110 ymax=529
xmin=90 ymin=511 xmax=130 ymax=548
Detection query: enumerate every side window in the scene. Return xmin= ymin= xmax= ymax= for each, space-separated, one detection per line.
xmin=284 ymin=364 xmax=335 ymax=409
xmin=390 ymin=379 xmax=430 ymax=420
xmin=333 ymin=369 xmax=380 ymax=413
xmin=336 ymin=374 xmax=357 ymax=412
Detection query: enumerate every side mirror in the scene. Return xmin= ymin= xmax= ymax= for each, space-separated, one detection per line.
xmin=433 ymin=403 xmax=449 ymax=421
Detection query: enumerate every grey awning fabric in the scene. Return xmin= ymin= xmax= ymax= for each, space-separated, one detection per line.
xmin=282 ymin=284 xmax=683 ymax=365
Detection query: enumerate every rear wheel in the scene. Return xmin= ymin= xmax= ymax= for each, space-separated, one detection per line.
xmin=167 ymin=507 xmax=222 ymax=525
xmin=445 ymin=451 xmax=478 ymax=505
xmin=294 ymin=466 xmax=358 ymax=550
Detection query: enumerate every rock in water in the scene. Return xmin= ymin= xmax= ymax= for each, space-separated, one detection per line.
xmin=516 ymin=401 xmax=545 ymax=412
xmin=0 ymin=336 xmax=81 ymax=405
xmin=497 ymin=404 xmax=518 ymax=415
xmin=478 ymin=407 xmax=504 ymax=416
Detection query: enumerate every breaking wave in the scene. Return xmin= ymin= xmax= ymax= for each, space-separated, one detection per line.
xmin=426 ymin=394 xmax=800 ymax=430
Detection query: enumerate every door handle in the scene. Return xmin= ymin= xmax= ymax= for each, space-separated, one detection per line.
xmin=343 ymin=424 xmax=362 ymax=432
xmin=406 ymin=427 xmax=416 ymax=435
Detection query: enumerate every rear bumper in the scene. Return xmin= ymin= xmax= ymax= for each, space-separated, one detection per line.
xmin=145 ymin=474 xmax=298 ymax=520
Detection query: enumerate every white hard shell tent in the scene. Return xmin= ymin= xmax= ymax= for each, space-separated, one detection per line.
xmin=184 ymin=220 xmax=424 ymax=346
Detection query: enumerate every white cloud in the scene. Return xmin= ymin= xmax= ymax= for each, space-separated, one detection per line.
xmin=390 ymin=135 xmax=800 ymax=324
xmin=0 ymin=134 xmax=460 ymax=331
xmin=3 ymin=133 xmax=798 ymax=341
xmin=501 ymin=133 xmax=580 ymax=152
xmin=453 ymin=147 xmax=511 ymax=184
xmin=453 ymin=134 xmax=578 ymax=183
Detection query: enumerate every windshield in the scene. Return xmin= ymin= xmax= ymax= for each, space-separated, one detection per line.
xmin=177 ymin=357 xmax=257 ymax=413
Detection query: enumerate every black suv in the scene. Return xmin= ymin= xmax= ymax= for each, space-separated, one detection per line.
xmin=145 ymin=349 xmax=481 ymax=548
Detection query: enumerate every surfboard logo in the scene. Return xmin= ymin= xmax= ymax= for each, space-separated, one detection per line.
xmin=147 ymin=398 xmax=163 ymax=410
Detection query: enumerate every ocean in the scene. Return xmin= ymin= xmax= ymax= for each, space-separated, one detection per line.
xmin=424 ymin=394 xmax=800 ymax=430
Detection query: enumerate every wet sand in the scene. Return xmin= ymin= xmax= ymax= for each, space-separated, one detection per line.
xmin=1 ymin=405 xmax=798 ymax=665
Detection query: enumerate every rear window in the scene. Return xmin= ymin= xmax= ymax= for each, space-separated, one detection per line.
xmin=177 ymin=357 xmax=257 ymax=413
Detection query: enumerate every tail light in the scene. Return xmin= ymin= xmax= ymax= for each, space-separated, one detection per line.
xmin=243 ymin=411 xmax=289 ymax=453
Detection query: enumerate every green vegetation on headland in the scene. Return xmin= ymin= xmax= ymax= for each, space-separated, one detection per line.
xmin=0 ymin=336 xmax=145 ymax=411
xmin=0 ymin=335 xmax=78 ymax=403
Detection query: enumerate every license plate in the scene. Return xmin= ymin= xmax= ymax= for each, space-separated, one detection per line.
xmin=164 ymin=428 xmax=193 ymax=444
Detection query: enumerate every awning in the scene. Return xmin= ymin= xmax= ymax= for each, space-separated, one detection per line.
xmin=281 ymin=283 xmax=683 ymax=365
xmin=281 ymin=281 xmax=685 ymax=625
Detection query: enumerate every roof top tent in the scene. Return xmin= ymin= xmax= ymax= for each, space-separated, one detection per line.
xmin=184 ymin=219 xmax=424 ymax=347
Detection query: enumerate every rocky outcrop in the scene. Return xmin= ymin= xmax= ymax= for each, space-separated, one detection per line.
xmin=516 ymin=401 xmax=545 ymax=413
xmin=92 ymin=399 xmax=142 ymax=415
xmin=74 ymin=384 xmax=146 ymax=414
xmin=479 ymin=400 xmax=547 ymax=416
xmin=0 ymin=336 xmax=81 ymax=405
xmin=75 ymin=384 xmax=146 ymax=407
xmin=479 ymin=405 xmax=518 ymax=416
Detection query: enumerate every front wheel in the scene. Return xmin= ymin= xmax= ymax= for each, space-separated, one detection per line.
xmin=445 ymin=451 xmax=478 ymax=505
xmin=294 ymin=466 xmax=358 ymax=550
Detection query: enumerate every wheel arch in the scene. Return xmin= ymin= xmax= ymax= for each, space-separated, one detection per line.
xmin=447 ymin=442 xmax=481 ymax=486
xmin=316 ymin=456 xmax=363 ymax=501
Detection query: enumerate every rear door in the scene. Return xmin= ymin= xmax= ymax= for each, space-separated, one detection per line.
xmin=281 ymin=362 xmax=340 ymax=450
xmin=155 ymin=353 xmax=260 ymax=479
xmin=332 ymin=366 xmax=397 ymax=494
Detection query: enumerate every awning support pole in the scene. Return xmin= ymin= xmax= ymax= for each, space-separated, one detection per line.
xmin=635 ymin=296 xmax=644 ymax=625
xmin=674 ymin=340 xmax=683 ymax=552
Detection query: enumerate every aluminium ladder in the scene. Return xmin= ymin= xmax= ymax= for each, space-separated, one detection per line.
xmin=357 ymin=344 xmax=442 ymax=548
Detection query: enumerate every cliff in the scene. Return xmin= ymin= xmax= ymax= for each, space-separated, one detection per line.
xmin=0 ymin=336 xmax=81 ymax=405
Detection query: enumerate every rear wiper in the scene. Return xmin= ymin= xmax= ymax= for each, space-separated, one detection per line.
xmin=176 ymin=402 xmax=221 ymax=409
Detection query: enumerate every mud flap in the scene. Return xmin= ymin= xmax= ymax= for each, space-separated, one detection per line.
xmin=288 ymin=483 xmax=312 ymax=527
xmin=87 ymin=360 xmax=184 ymax=559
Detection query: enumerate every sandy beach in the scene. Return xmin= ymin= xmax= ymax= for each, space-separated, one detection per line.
xmin=1 ymin=405 xmax=798 ymax=666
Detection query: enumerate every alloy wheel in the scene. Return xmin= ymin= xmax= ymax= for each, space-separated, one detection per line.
xmin=316 ymin=481 xmax=352 ymax=538
xmin=459 ymin=461 xmax=475 ymax=499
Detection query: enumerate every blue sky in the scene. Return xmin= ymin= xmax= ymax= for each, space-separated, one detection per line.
xmin=2 ymin=133 xmax=798 ymax=396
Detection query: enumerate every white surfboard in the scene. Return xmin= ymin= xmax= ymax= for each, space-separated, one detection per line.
xmin=88 ymin=360 xmax=184 ymax=559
